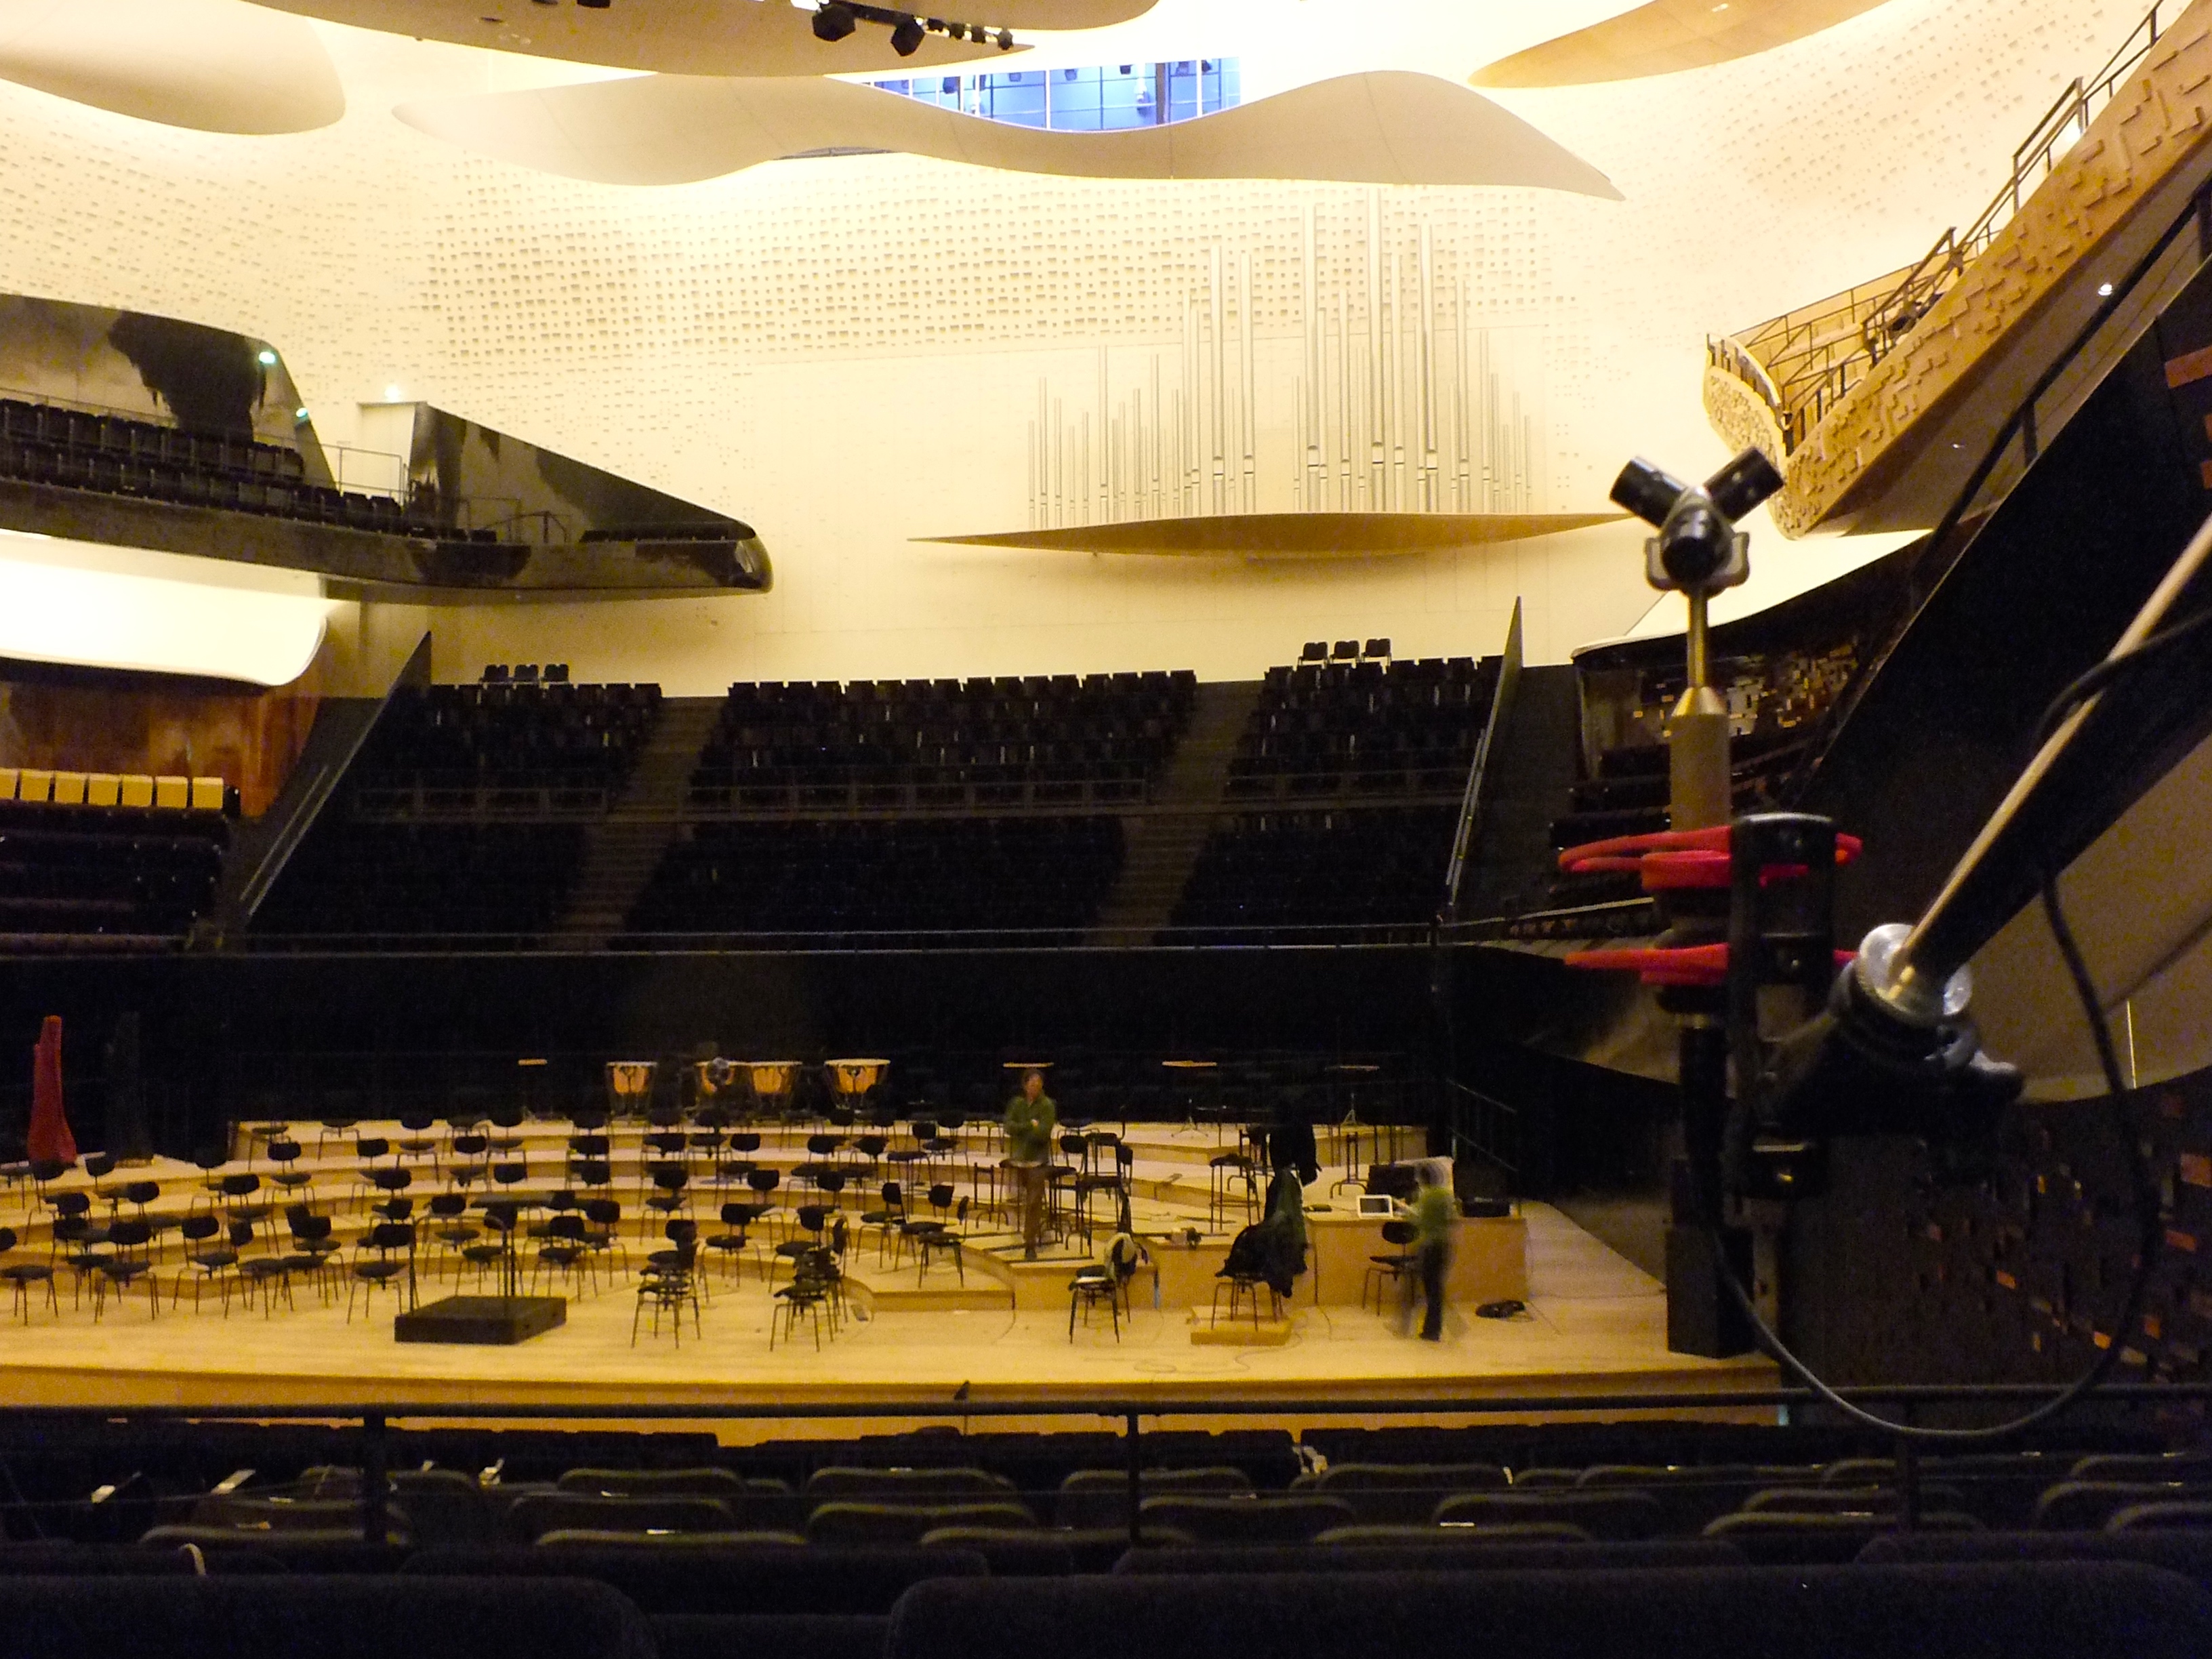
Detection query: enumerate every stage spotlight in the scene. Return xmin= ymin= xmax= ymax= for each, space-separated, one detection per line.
xmin=890 ymin=13 xmax=926 ymax=54
xmin=996 ymin=28 xmax=1012 ymax=47
xmin=812 ymin=2 xmax=858 ymax=41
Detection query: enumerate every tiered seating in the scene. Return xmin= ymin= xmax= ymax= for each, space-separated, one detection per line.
xmin=255 ymin=821 xmax=584 ymax=936
xmin=628 ymin=817 xmax=1123 ymax=937
xmin=1226 ymin=656 xmax=1495 ymax=801
xmin=687 ymin=672 xmax=1195 ymax=812
xmin=348 ymin=682 xmax=663 ymax=815
xmin=0 ymin=795 xmax=227 ymax=938
xmin=1171 ymin=806 xmax=1456 ymax=936
xmin=0 ymin=396 xmax=505 ymax=543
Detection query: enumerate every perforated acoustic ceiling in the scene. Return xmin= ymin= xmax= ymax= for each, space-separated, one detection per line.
xmin=394 ymin=70 xmax=1622 ymax=194
xmin=0 ymin=0 xmax=2142 ymax=682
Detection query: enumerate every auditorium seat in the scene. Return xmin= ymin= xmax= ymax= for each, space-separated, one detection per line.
xmin=914 ymin=1526 xmax=1129 ymax=1575
xmin=2110 ymin=1502 xmax=2212 ymax=1532
xmin=0 ymin=394 xmax=518 ymax=552
xmin=1112 ymin=1536 xmax=1748 ymax=1572
xmin=1703 ymin=1509 xmax=1984 ymax=1565
xmin=405 ymin=1541 xmax=989 ymax=1612
xmin=505 ymin=1492 xmax=738 ymax=1541
xmin=0 ymin=795 xmax=229 ymax=938
xmin=685 ymin=672 xmax=1195 ymax=812
xmin=1054 ymin=1467 xmax=1252 ymax=1528
xmin=1171 ymin=806 xmax=1459 ymax=937
xmin=0 ymin=1572 xmax=656 ymax=1659
xmin=1291 ymin=1461 xmax=1509 ymax=1525
xmin=1859 ymin=1527 xmax=2212 ymax=1588
xmin=629 ymin=815 xmax=1124 ymax=939
xmin=1431 ymin=1489 xmax=1664 ymax=1539
xmin=808 ymin=1500 xmax=1039 ymax=1545
xmin=882 ymin=1563 xmax=2212 ymax=1659
xmin=2034 ymin=1481 xmax=2212 ymax=1532
xmin=1225 ymin=655 xmax=1496 ymax=802
xmin=1136 ymin=1496 xmax=1355 ymax=1543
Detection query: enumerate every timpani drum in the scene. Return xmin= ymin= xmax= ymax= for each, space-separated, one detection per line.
xmin=744 ymin=1060 xmax=801 ymax=1115
xmin=827 ymin=1057 xmax=888 ymax=1099
xmin=606 ymin=1060 xmax=656 ymax=1117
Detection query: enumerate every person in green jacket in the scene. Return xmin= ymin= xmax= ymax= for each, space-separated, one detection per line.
xmin=1408 ymin=1158 xmax=1456 ymax=1341
xmin=1003 ymin=1068 xmax=1057 ymax=1261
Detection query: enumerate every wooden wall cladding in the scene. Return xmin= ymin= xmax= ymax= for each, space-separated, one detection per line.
xmin=0 ymin=658 xmax=319 ymax=817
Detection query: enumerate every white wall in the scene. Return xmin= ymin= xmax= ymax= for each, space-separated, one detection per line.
xmin=0 ymin=0 xmax=2134 ymax=691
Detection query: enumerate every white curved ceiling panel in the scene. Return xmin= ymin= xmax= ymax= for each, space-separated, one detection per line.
xmin=395 ymin=70 xmax=1622 ymax=195
xmin=251 ymin=0 xmax=1145 ymax=77
xmin=1473 ymin=0 xmax=1900 ymax=87
xmin=0 ymin=531 xmax=333 ymax=686
xmin=922 ymin=512 xmax=1628 ymax=558
xmin=0 ymin=0 xmax=343 ymax=134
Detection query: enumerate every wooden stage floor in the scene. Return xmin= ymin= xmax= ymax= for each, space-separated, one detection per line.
xmin=0 ymin=1204 xmax=1771 ymax=1422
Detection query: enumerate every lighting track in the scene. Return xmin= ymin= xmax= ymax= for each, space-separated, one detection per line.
xmin=808 ymin=1 xmax=1017 ymax=55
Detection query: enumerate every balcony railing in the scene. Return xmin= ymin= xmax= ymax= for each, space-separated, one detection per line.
xmin=1710 ymin=4 xmax=2167 ymax=453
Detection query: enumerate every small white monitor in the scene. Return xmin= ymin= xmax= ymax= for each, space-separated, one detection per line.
xmin=1357 ymin=1194 xmax=1396 ymax=1218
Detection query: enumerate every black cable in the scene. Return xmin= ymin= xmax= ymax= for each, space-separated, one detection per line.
xmin=1704 ymin=615 xmax=2210 ymax=1441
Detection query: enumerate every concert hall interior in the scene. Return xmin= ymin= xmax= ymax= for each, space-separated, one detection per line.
xmin=7 ymin=0 xmax=2212 ymax=1649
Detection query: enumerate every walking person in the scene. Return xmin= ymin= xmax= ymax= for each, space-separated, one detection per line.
xmin=1003 ymin=1068 xmax=1057 ymax=1261
xmin=1406 ymin=1157 xmax=1455 ymax=1341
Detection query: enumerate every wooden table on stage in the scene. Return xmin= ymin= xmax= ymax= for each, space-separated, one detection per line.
xmin=1130 ymin=1210 xmax=1525 ymax=1312
xmin=1301 ymin=1208 xmax=1527 ymax=1307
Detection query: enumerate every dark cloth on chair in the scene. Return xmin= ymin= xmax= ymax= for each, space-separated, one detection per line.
xmin=1222 ymin=1170 xmax=1307 ymax=1298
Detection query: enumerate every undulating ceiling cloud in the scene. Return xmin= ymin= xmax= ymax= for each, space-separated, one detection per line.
xmin=394 ymin=71 xmax=1622 ymax=195
xmin=0 ymin=0 xmax=342 ymax=134
xmin=1473 ymin=0 xmax=1900 ymax=87
xmin=920 ymin=513 xmax=1628 ymax=559
xmin=255 ymin=0 xmax=1150 ymax=77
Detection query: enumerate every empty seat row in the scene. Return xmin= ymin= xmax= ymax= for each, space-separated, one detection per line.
xmin=628 ymin=816 xmax=1123 ymax=937
xmin=348 ymin=683 xmax=662 ymax=800
xmin=1173 ymin=806 xmax=1457 ymax=934
xmin=0 ymin=769 xmax=226 ymax=812
xmin=258 ymin=821 xmax=587 ymax=937
xmin=0 ymin=793 xmax=229 ymax=936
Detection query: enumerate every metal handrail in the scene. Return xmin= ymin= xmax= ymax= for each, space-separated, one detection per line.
xmin=1709 ymin=3 xmax=2166 ymax=452
xmin=1441 ymin=600 xmax=1523 ymax=922
xmin=1785 ymin=158 xmax=2212 ymax=805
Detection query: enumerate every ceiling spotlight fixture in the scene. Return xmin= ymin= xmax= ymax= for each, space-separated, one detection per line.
xmin=815 ymin=1 xmax=1016 ymax=54
xmin=256 ymin=349 xmax=279 ymax=366
xmin=576 ymin=0 xmax=611 ymax=9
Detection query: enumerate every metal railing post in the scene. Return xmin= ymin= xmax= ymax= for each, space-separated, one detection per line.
xmin=361 ymin=1410 xmax=389 ymax=1545
xmin=1124 ymin=1406 xmax=1143 ymax=1549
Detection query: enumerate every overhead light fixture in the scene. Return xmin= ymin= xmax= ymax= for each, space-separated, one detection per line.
xmin=576 ymin=0 xmax=611 ymax=9
xmin=256 ymin=349 xmax=279 ymax=366
xmin=817 ymin=1 xmax=1015 ymax=54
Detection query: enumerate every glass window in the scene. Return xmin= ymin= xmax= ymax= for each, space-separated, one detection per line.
xmin=864 ymin=58 xmax=1238 ymax=131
